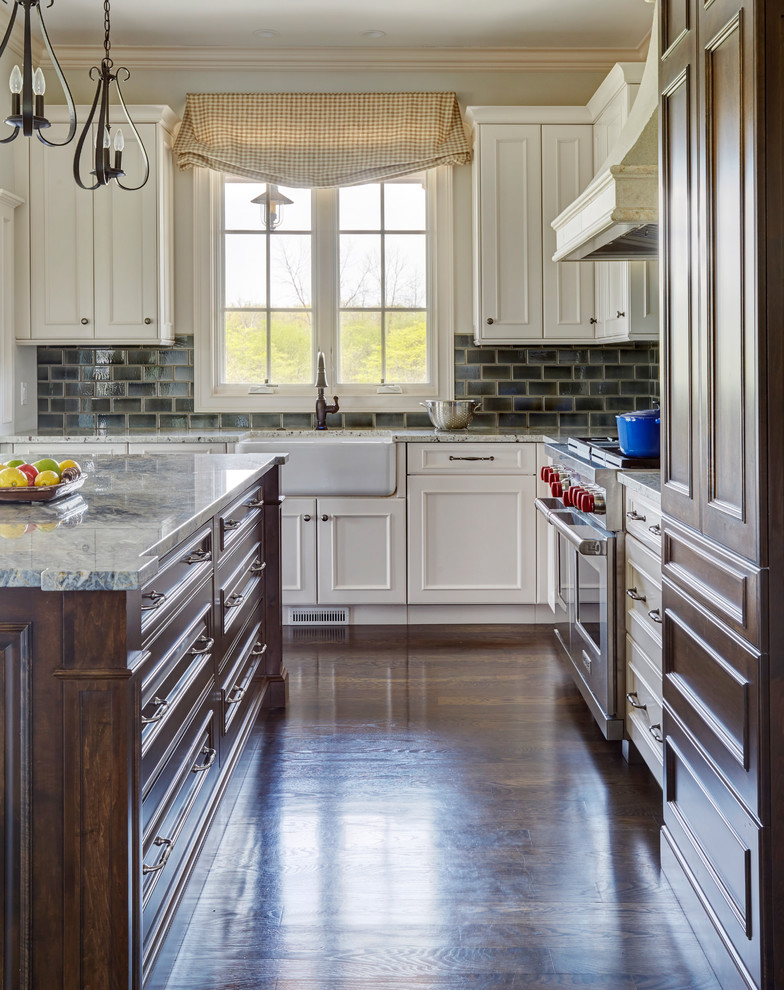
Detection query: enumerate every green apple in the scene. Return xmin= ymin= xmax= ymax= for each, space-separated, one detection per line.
xmin=7 ymin=458 xmax=24 ymax=468
xmin=32 ymin=458 xmax=61 ymax=475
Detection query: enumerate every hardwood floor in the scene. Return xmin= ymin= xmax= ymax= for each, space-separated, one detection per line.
xmin=149 ymin=625 xmax=721 ymax=990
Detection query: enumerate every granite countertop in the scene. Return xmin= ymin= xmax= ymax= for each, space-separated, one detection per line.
xmin=0 ymin=427 xmax=615 ymax=445
xmin=618 ymin=470 xmax=662 ymax=502
xmin=0 ymin=453 xmax=284 ymax=592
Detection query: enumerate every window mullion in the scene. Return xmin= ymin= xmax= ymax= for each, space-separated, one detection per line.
xmin=314 ymin=187 xmax=338 ymax=383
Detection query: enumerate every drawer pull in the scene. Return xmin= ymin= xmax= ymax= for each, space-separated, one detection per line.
xmin=188 ymin=636 xmax=215 ymax=656
xmin=191 ymin=746 xmax=217 ymax=773
xmin=626 ymin=692 xmax=647 ymax=711
xmin=183 ymin=548 xmax=211 ymax=565
xmin=626 ymin=587 xmax=647 ymax=602
xmin=141 ymin=590 xmax=167 ymax=611
xmin=225 ymin=593 xmax=245 ymax=609
xmin=648 ymin=524 xmax=662 ymax=536
xmin=649 ymin=723 xmax=664 ymax=744
xmin=626 ymin=510 xmax=646 ymax=521
xmin=142 ymin=836 xmax=173 ymax=875
xmin=226 ymin=685 xmax=247 ymax=706
xmin=647 ymin=608 xmax=663 ymax=624
xmin=250 ymin=559 xmax=267 ymax=575
xmin=616 ymin=310 xmax=626 ymax=319
xmin=448 ymin=455 xmax=495 ymax=462
xmin=223 ymin=518 xmax=241 ymax=531
xmin=141 ymin=696 xmax=169 ymax=725
xmin=251 ymin=642 xmax=268 ymax=657
xmin=245 ymin=497 xmax=264 ymax=508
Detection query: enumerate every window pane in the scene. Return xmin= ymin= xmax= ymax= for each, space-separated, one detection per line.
xmin=225 ymin=234 xmax=266 ymax=307
xmin=270 ymin=312 xmax=313 ymax=384
xmin=340 ymin=234 xmax=381 ymax=307
xmin=339 ymin=312 xmax=382 ymax=383
xmin=386 ymin=312 xmax=428 ymax=383
xmin=224 ymin=311 xmax=267 ymax=383
xmin=274 ymin=185 xmax=311 ymax=231
xmin=224 ymin=181 xmax=265 ymax=231
xmin=385 ymin=234 xmax=426 ymax=308
xmin=339 ymin=184 xmax=380 ymax=230
xmin=270 ymin=235 xmax=312 ymax=307
xmin=384 ymin=178 xmax=426 ymax=230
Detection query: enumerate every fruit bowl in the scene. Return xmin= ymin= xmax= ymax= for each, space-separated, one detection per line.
xmin=0 ymin=475 xmax=85 ymax=503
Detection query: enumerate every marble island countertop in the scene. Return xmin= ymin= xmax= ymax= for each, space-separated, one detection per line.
xmin=0 ymin=452 xmax=284 ymax=592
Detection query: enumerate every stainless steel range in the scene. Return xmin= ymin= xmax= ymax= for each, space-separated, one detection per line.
xmin=535 ymin=437 xmax=658 ymax=740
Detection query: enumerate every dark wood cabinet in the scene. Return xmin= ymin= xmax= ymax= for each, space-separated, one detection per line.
xmin=0 ymin=464 xmax=285 ymax=990
xmin=659 ymin=0 xmax=783 ymax=986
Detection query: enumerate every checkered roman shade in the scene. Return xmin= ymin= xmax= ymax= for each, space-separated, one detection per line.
xmin=173 ymin=91 xmax=471 ymax=187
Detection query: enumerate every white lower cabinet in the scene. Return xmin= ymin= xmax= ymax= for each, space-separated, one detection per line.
xmin=282 ymin=496 xmax=407 ymax=607
xmin=407 ymin=474 xmax=537 ymax=605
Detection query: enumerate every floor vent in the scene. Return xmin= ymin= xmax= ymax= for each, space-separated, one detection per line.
xmin=288 ymin=607 xmax=350 ymax=625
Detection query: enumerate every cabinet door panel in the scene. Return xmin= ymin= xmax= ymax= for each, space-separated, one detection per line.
xmin=541 ymin=124 xmax=594 ymax=340
xmin=281 ymin=498 xmax=316 ymax=605
xmin=474 ymin=124 xmax=542 ymax=342
xmin=317 ymin=497 xmax=406 ymax=605
xmin=29 ymin=121 xmax=94 ymax=340
xmin=408 ymin=475 xmax=536 ymax=604
xmin=94 ymin=124 xmax=159 ymax=341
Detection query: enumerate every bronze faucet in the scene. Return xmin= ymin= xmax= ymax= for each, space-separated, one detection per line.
xmin=315 ymin=352 xmax=339 ymax=430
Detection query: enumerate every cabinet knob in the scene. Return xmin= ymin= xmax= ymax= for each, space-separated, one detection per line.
xmin=485 ymin=317 xmax=494 ymax=325
xmin=144 ymin=317 xmax=153 ymax=325
xmin=80 ymin=317 xmax=89 ymax=325
xmin=589 ymin=316 xmax=598 ymax=325
xmin=302 ymin=514 xmax=311 ymax=521
xmin=321 ymin=514 xmax=329 ymax=521
xmin=616 ymin=310 xmax=626 ymax=318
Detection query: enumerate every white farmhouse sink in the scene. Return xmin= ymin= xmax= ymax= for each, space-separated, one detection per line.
xmin=236 ymin=434 xmax=397 ymax=496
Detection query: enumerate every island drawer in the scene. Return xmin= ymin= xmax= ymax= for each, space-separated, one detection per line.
xmin=218 ymin=484 xmax=264 ymax=556
xmin=625 ymin=535 xmax=663 ymax=648
xmin=142 ymin=698 xmax=218 ymax=961
xmin=220 ymin=609 xmax=267 ymax=751
xmin=407 ymin=442 xmax=536 ymax=475
xmin=141 ymin=524 xmax=213 ymax=645
xmin=624 ymin=490 xmax=662 ymax=556
xmin=140 ymin=599 xmax=215 ymax=799
xmin=218 ymin=538 xmax=266 ymax=648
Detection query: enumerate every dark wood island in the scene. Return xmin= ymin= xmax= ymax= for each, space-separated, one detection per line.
xmin=0 ymin=452 xmax=287 ymax=990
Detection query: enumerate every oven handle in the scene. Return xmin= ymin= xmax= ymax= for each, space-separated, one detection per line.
xmin=534 ymin=498 xmax=608 ymax=557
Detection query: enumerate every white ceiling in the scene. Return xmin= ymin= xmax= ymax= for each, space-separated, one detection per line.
xmin=43 ymin=0 xmax=654 ymax=52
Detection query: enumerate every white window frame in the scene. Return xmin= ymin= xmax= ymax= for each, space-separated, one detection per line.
xmin=193 ymin=167 xmax=455 ymax=414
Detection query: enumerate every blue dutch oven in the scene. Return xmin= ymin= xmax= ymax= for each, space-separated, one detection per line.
xmin=615 ymin=408 xmax=661 ymax=459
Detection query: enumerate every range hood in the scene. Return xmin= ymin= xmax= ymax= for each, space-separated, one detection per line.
xmin=552 ymin=5 xmax=658 ymax=262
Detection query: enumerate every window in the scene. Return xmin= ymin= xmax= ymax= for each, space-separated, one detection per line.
xmin=194 ymin=168 xmax=454 ymax=413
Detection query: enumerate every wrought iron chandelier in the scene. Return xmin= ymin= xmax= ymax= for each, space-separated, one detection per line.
xmin=0 ymin=0 xmax=76 ymax=146
xmin=73 ymin=0 xmax=148 ymax=190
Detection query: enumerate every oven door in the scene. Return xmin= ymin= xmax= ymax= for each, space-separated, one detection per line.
xmin=536 ymin=501 xmax=622 ymax=740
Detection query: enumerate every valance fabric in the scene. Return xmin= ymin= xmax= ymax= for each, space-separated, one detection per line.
xmin=172 ymin=91 xmax=471 ymax=187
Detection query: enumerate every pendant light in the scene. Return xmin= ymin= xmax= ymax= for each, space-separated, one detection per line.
xmin=251 ymin=185 xmax=293 ymax=229
xmin=73 ymin=0 xmax=149 ymax=190
xmin=0 ymin=0 xmax=76 ymax=145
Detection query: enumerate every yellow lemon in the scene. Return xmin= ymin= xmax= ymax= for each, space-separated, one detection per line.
xmin=0 ymin=466 xmax=30 ymax=488
xmin=0 ymin=523 xmax=28 ymax=539
xmin=34 ymin=470 xmax=61 ymax=487
xmin=59 ymin=459 xmax=81 ymax=474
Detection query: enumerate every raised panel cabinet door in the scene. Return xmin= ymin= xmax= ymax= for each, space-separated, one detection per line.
xmin=698 ymin=0 xmax=759 ymax=562
xmin=541 ymin=124 xmax=595 ymax=340
xmin=407 ymin=475 xmax=537 ymax=605
xmin=316 ymin=497 xmax=406 ymax=605
xmin=93 ymin=123 xmax=161 ymax=342
xmin=29 ymin=120 xmax=95 ymax=341
xmin=473 ymin=123 xmax=543 ymax=343
xmin=660 ymin=0 xmax=701 ymax=531
xmin=280 ymin=497 xmax=317 ymax=605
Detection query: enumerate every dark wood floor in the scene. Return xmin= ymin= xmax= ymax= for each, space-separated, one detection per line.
xmin=149 ymin=625 xmax=721 ymax=990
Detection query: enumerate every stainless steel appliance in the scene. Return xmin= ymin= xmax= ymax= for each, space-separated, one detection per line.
xmin=535 ymin=437 xmax=655 ymax=740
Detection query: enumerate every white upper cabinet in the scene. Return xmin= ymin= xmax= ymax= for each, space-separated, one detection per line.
xmin=16 ymin=105 xmax=177 ymax=345
xmin=468 ymin=108 xmax=595 ymax=345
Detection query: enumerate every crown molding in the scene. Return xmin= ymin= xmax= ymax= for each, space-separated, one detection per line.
xmin=0 ymin=9 xmax=46 ymax=63
xmin=47 ymin=42 xmax=648 ymax=74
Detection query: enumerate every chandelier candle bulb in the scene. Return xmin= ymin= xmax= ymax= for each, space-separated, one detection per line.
xmin=33 ymin=67 xmax=45 ymax=119
xmin=9 ymin=65 xmax=21 ymax=118
xmin=113 ymin=127 xmax=124 ymax=170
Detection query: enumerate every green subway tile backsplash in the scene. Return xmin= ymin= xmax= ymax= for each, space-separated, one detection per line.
xmin=35 ymin=334 xmax=660 ymax=434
